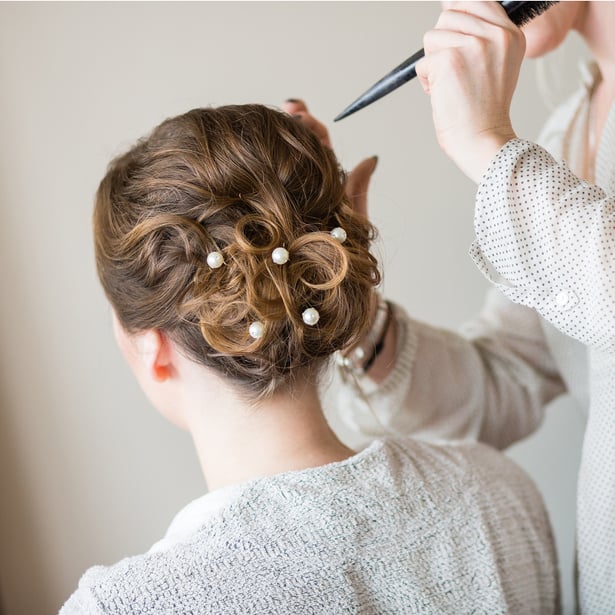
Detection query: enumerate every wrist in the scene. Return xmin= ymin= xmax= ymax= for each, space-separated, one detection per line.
xmin=337 ymin=294 xmax=390 ymax=376
xmin=466 ymin=130 xmax=516 ymax=183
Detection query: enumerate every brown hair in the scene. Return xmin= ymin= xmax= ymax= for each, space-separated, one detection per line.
xmin=94 ymin=104 xmax=380 ymax=398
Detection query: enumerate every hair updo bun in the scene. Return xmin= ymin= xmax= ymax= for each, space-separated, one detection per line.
xmin=94 ymin=104 xmax=380 ymax=398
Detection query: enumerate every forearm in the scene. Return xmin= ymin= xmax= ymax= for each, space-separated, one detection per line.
xmin=326 ymin=294 xmax=565 ymax=450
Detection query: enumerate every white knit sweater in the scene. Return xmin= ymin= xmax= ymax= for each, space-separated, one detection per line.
xmin=60 ymin=437 xmax=558 ymax=614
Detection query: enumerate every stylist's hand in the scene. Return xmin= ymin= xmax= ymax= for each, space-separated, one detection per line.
xmin=282 ymin=99 xmax=378 ymax=218
xmin=415 ymin=1 xmax=525 ymax=182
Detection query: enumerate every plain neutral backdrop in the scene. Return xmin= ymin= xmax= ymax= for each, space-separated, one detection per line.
xmin=0 ymin=2 xmax=590 ymax=613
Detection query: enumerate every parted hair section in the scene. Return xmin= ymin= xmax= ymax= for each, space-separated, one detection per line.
xmin=94 ymin=105 xmax=380 ymax=398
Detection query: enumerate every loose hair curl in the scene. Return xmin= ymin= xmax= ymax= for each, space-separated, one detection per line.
xmin=94 ymin=105 xmax=380 ymax=398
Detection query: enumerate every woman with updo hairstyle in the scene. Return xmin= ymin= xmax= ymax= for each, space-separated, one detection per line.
xmin=61 ymin=103 xmax=559 ymax=613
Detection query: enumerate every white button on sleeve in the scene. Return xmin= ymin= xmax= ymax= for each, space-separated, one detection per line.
xmin=471 ymin=139 xmax=615 ymax=352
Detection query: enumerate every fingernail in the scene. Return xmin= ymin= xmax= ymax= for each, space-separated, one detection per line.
xmin=371 ymin=155 xmax=379 ymax=170
xmin=286 ymin=98 xmax=300 ymax=103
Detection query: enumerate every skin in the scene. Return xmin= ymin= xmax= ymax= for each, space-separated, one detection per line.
xmin=113 ymin=311 xmax=355 ymax=491
xmin=521 ymin=1 xmax=586 ymax=59
xmin=415 ymin=1 xmax=615 ymax=182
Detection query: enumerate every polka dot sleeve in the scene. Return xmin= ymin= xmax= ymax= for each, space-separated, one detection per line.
xmin=470 ymin=138 xmax=615 ymax=352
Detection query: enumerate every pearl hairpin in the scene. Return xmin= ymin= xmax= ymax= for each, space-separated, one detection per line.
xmin=271 ymin=247 xmax=289 ymax=265
xmin=206 ymin=251 xmax=224 ymax=269
xmin=249 ymin=321 xmax=265 ymax=339
xmin=330 ymin=227 xmax=347 ymax=243
xmin=302 ymin=307 xmax=320 ymax=326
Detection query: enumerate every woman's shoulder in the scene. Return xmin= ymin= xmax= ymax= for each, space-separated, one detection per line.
xmin=59 ymin=438 xmax=556 ymax=614
xmin=58 ymin=553 xmax=167 ymax=615
xmin=379 ymin=436 xmax=548 ymax=522
xmin=380 ymin=435 xmax=525 ymax=481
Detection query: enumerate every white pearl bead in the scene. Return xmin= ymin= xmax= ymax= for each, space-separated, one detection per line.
xmin=206 ymin=251 xmax=224 ymax=269
xmin=351 ymin=346 xmax=366 ymax=361
xmin=302 ymin=307 xmax=320 ymax=326
xmin=271 ymin=247 xmax=290 ymax=265
xmin=249 ymin=321 xmax=264 ymax=339
xmin=330 ymin=227 xmax=347 ymax=243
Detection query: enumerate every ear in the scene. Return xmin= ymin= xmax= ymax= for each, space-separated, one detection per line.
xmin=136 ymin=329 xmax=174 ymax=383
xmin=112 ymin=312 xmax=175 ymax=384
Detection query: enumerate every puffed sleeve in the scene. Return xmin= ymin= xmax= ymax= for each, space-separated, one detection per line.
xmin=471 ymin=138 xmax=615 ymax=352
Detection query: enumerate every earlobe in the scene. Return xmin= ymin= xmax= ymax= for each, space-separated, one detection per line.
xmin=152 ymin=363 xmax=171 ymax=382
xmin=112 ymin=314 xmax=176 ymax=385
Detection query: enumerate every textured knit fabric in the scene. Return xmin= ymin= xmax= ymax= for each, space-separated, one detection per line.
xmin=325 ymin=63 xmax=614 ymax=614
xmin=60 ymin=438 xmax=559 ymax=614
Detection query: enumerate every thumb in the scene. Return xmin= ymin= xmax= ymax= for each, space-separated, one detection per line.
xmin=346 ymin=156 xmax=378 ymax=218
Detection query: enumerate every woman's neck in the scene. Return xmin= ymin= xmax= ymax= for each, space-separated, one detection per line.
xmin=183 ymin=374 xmax=354 ymax=492
xmin=575 ymin=3 xmax=615 ymax=162
xmin=579 ymin=2 xmax=615 ymax=106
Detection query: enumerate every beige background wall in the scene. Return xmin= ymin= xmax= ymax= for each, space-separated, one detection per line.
xmin=0 ymin=2 xmax=589 ymax=613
